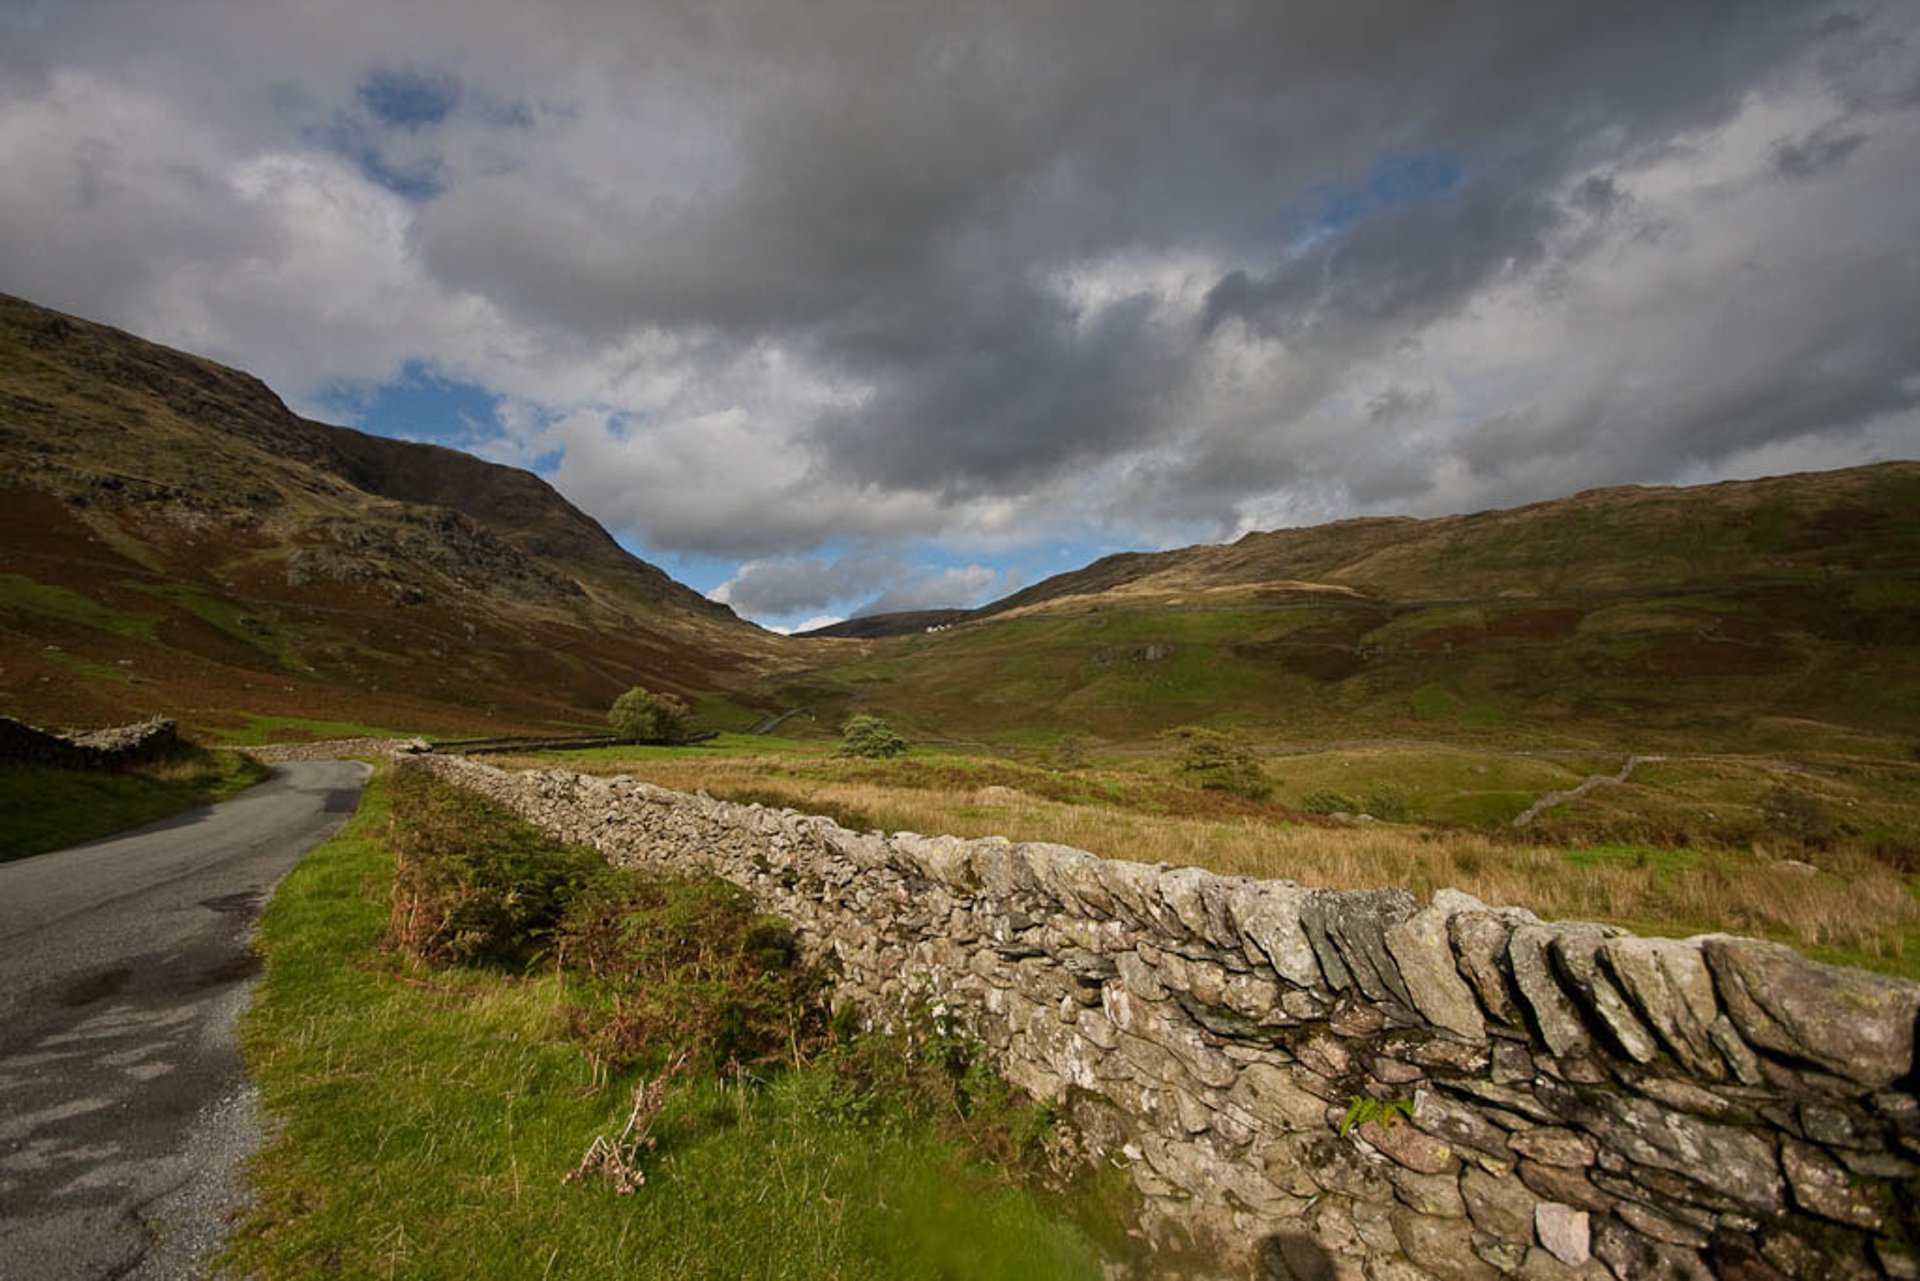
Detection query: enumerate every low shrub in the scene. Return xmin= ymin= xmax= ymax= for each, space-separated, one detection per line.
xmin=810 ymin=1005 xmax=1060 ymax=1178
xmin=839 ymin=714 xmax=909 ymax=759
xmin=1168 ymin=727 xmax=1271 ymax=800
xmin=1361 ymin=784 xmax=1414 ymax=823
xmin=1760 ymin=784 xmax=1842 ymax=849
xmin=1300 ymin=787 xmax=1359 ymax=816
xmin=383 ymin=768 xmax=602 ymax=967
xmin=556 ymin=866 xmax=827 ymax=1077
xmin=1049 ymin=734 xmax=1090 ymax=771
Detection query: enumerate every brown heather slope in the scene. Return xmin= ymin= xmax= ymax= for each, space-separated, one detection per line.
xmin=0 ymin=293 xmax=799 ymax=738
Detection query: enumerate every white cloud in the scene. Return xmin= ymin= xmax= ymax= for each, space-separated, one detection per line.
xmin=767 ymin=614 xmax=844 ymax=636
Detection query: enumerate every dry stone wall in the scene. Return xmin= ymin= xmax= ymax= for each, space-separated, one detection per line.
xmin=250 ymin=737 xmax=428 ymax=763
xmin=410 ymin=754 xmax=1920 ymax=1280
xmin=0 ymin=715 xmax=179 ymax=769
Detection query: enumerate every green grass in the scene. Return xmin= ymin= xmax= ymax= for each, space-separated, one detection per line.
xmin=0 ymin=749 xmax=270 ymax=862
xmin=1265 ymin=745 xmax=1588 ymax=827
xmin=230 ymin=773 xmax=1109 ymax=1280
xmin=121 ymin=579 xmax=306 ymax=670
xmin=211 ymin=713 xmax=414 ymax=746
xmin=1559 ymin=842 xmax=1699 ymax=878
xmin=0 ymin=572 xmax=161 ymax=639
xmin=42 ymin=650 xmax=139 ymax=683
xmin=557 ymin=733 xmax=832 ymax=762
xmin=688 ymin=695 xmax=769 ymax=733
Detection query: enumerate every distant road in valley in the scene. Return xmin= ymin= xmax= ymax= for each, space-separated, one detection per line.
xmin=0 ymin=760 xmax=368 ymax=1279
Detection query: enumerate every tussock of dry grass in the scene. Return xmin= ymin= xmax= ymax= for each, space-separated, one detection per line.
xmin=507 ymin=752 xmax=1920 ymax=975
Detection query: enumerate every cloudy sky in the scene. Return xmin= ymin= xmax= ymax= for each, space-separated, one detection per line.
xmin=3 ymin=1 xmax=1917 ymax=631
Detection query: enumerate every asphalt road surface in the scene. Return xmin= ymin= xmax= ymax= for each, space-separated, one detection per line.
xmin=0 ymin=760 xmax=369 ymax=1279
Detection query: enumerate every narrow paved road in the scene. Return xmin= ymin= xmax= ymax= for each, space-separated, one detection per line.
xmin=0 ymin=760 xmax=369 ymax=1279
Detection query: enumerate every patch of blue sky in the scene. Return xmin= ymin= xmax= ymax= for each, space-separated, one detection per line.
xmin=357 ymin=66 xmax=461 ymax=129
xmin=307 ymin=113 xmax=444 ymax=200
xmin=315 ymin=361 xmax=504 ymax=450
xmin=635 ymin=534 xmax=1149 ymax=632
xmin=639 ymin=546 xmax=741 ymax=599
xmin=1280 ymin=150 xmax=1464 ymax=247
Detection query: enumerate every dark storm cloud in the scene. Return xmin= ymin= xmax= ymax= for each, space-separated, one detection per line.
xmin=404 ymin=0 xmax=1835 ymax=511
xmin=810 ymin=291 xmax=1184 ymax=494
xmin=1201 ymin=176 xmax=1564 ymax=355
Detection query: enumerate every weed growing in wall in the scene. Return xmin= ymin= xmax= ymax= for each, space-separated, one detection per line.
xmin=1338 ymin=1094 xmax=1414 ymax=1137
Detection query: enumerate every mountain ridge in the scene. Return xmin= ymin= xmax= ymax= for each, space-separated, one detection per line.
xmin=806 ymin=462 xmax=1920 ymax=638
xmin=786 ymin=461 xmax=1920 ymax=752
xmin=0 ymin=293 xmax=789 ymax=736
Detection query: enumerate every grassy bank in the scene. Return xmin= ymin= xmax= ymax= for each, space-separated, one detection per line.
xmin=230 ymin=770 xmax=1113 ymax=1280
xmin=0 ymin=747 xmax=269 ymax=862
xmin=509 ymin=740 xmax=1920 ymax=978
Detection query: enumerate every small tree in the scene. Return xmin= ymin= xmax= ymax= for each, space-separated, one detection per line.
xmin=1168 ymin=726 xmax=1271 ymax=799
xmin=838 ymin=713 xmax=908 ymax=759
xmin=1050 ymin=733 xmax=1089 ymax=771
xmin=608 ymin=686 xmax=693 ymax=745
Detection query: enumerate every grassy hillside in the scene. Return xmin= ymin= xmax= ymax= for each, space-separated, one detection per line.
xmin=776 ymin=464 xmax=1920 ymax=757
xmin=0 ymin=294 xmax=801 ymax=739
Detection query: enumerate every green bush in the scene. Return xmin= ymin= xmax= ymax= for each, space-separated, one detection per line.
xmin=608 ymin=685 xmax=693 ymax=744
xmin=1167 ymin=727 xmax=1271 ymax=800
xmin=1361 ymin=784 xmax=1414 ymax=823
xmin=383 ymin=768 xmax=602 ymax=967
xmin=838 ymin=714 xmax=908 ymax=759
xmin=1300 ymin=788 xmax=1358 ymax=816
xmin=1049 ymin=733 xmax=1090 ymax=771
xmin=1760 ymin=785 xmax=1840 ymax=849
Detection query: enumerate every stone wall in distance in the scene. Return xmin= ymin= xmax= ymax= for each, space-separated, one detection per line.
xmin=0 ymin=715 xmax=179 ymax=770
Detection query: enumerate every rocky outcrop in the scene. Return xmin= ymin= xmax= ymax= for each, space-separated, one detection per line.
xmin=409 ymin=754 xmax=1920 ymax=1280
